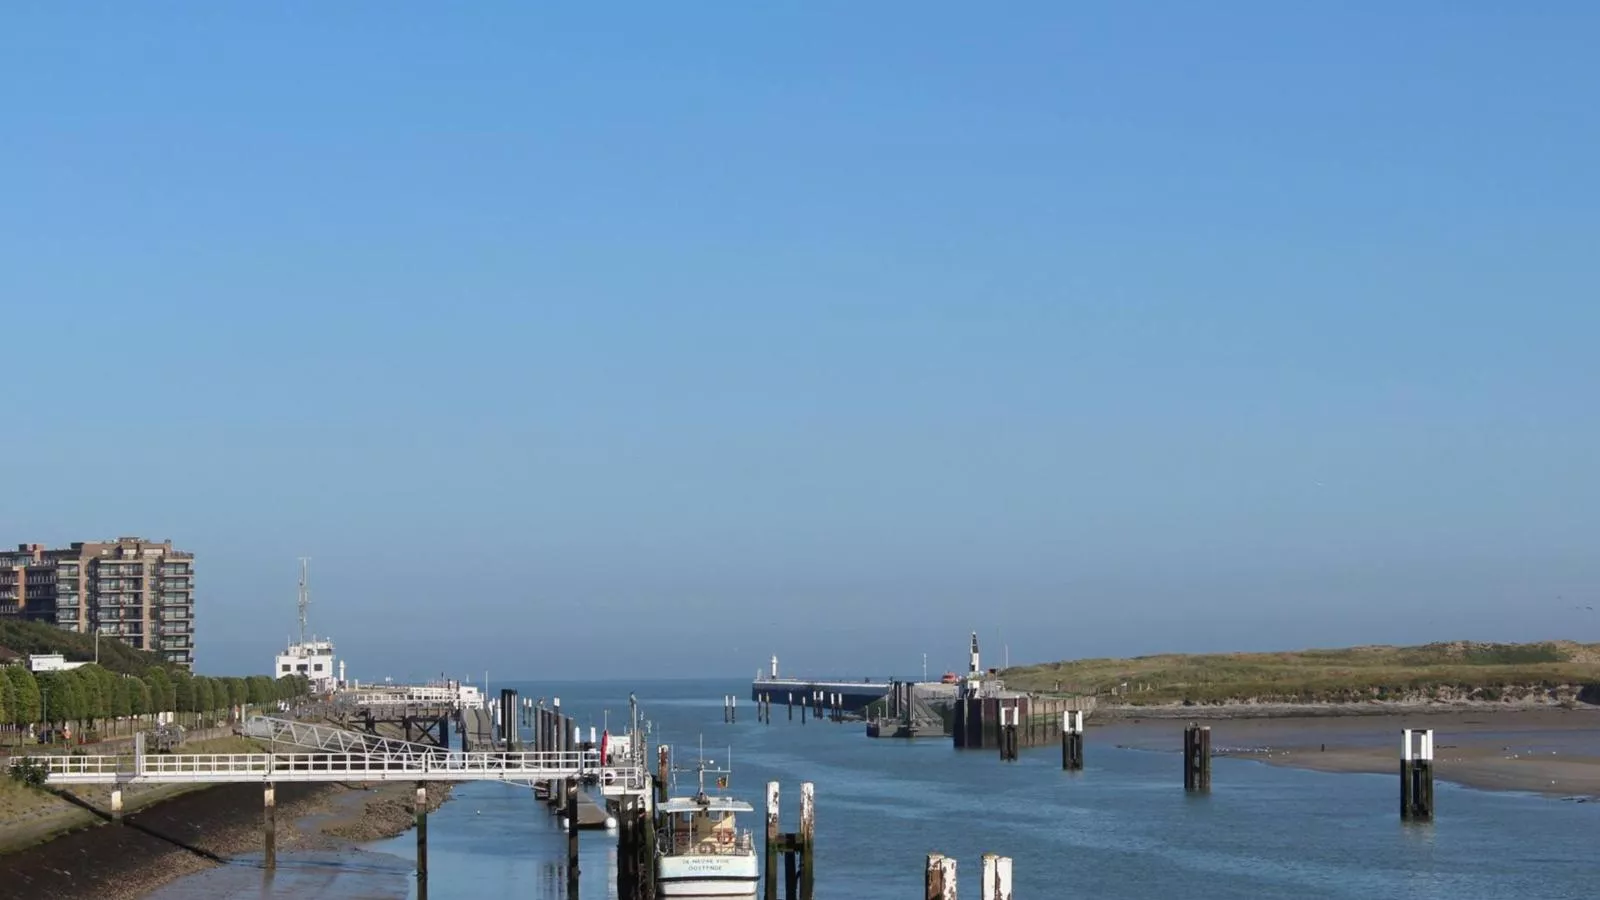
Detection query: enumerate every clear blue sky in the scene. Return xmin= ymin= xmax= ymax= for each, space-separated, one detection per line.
xmin=3 ymin=3 xmax=1596 ymax=680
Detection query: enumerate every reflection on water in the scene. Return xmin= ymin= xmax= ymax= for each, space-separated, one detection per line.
xmin=153 ymin=679 xmax=1599 ymax=900
xmin=144 ymin=850 xmax=413 ymax=900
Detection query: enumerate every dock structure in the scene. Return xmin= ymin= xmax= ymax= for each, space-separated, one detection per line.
xmin=751 ymin=655 xmax=891 ymax=712
xmin=953 ymin=690 xmax=1094 ymax=751
xmin=866 ymin=680 xmax=955 ymax=739
xmin=26 ymin=697 xmax=668 ymax=897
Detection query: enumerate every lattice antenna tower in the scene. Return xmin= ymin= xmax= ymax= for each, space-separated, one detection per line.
xmin=297 ymin=557 xmax=311 ymax=645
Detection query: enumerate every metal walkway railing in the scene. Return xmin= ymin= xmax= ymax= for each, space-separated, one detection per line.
xmin=243 ymin=715 xmax=447 ymax=761
xmin=18 ymin=750 xmax=647 ymax=791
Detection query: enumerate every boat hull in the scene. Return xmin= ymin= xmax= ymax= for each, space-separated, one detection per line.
xmin=658 ymin=854 xmax=759 ymax=897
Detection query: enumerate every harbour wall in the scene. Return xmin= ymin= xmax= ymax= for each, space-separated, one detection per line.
xmin=952 ymin=695 xmax=1096 ymax=749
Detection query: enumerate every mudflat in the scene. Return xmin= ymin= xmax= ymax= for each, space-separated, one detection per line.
xmin=0 ymin=779 xmax=450 ymax=900
xmin=1098 ymin=706 xmax=1600 ymax=798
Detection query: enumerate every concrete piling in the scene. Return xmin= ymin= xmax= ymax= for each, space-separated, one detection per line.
xmin=1061 ymin=710 xmax=1085 ymax=770
xmin=263 ymin=783 xmax=276 ymax=869
xmin=111 ymin=789 xmax=123 ymax=823
xmin=1401 ymin=729 xmax=1435 ymax=821
xmin=1183 ymin=724 xmax=1212 ymax=791
xmin=925 ymin=853 xmax=957 ymax=900
xmin=788 ymin=691 xmax=794 ymax=721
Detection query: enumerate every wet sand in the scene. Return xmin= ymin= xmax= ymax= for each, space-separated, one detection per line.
xmin=1098 ymin=706 xmax=1600 ymax=798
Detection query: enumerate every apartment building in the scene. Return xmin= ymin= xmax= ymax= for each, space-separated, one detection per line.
xmin=0 ymin=537 xmax=195 ymax=669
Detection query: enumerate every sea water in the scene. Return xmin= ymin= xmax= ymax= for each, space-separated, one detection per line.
xmin=153 ymin=678 xmax=1599 ymax=899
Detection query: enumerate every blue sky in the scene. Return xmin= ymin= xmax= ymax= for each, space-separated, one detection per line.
xmin=3 ymin=3 xmax=1596 ymax=680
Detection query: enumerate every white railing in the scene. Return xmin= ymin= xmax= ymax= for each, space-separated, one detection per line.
xmin=243 ymin=715 xmax=447 ymax=760
xmin=338 ymin=687 xmax=460 ymax=707
xmin=18 ymin=750 xmax=646 ymax=788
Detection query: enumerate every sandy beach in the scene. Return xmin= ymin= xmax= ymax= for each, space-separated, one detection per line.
xmin=1096 ymin=705 xmax=1600 ymax=798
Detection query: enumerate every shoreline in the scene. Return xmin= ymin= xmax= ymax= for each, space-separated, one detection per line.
xmin=0 ymin=779 xmax=452 ymax=900
xmin=1096 ymin=706 xmax=1600 ymax=799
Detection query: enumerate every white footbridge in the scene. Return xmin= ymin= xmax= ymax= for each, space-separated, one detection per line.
xmin=244 ymin=714 xmax=448 ymax=761
xmin=16 ymin=716 xmax=647 ymax=795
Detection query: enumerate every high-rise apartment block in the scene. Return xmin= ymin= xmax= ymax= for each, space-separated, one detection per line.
xmin=0 ymin=537 xmax=195 ymax=668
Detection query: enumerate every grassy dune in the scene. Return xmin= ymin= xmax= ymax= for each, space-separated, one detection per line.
xmin=1002 ymin=641 xmax=1600 ymax=706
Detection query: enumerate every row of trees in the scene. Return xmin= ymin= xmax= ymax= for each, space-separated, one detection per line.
xmin=2 ymin=664 xmax=311 ymax=735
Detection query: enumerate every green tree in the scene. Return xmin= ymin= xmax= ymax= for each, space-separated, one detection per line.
xmin=91 ymin=667 xmax=118 ymax=726
xmin=111 ymin=675 xmax=132 ymax=721
xmin=38 ymin=672 xmax=81 ymax=728
xmin=194 ymin=677 xmax=215 ymax=718
xmin=130 ymin=678 xmax=152 ymax=718
xmin=225 ymin=677 xmax=248 ymax=710
xmin=143 ymin=668 xmax=173 ymax=715
xmin=247 ymin=675 xmax=273 ymax=705
xmin=172 ymin=671 xmax=195 ymax=721
xmin=0 ymin=670 xmax=10 ymax=732
xmin=7 ymin=667 xmax=41 ymax=727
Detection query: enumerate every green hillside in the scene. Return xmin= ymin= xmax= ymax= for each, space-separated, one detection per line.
xmin=1002 ymin=640 xmax=1600 ymax=705
xmin=0 ymin=620 xmax=178 ymax=677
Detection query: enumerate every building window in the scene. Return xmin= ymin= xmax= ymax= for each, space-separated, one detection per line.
xmin=281 ymin=664 xmax=290 ymax=673
xmin=314 ymin=663 xmax=324 ymax=672
xmin=297 ymin=664 xmax=308 ymax=672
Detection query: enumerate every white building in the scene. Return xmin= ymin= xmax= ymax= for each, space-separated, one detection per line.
xmin=274 ymin=638 xmax=339 ymax=693
xmin=29 ymin=653 xmax=88 ymax=673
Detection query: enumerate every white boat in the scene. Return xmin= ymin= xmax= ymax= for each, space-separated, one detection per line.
xmin=656 ymin=758 xmax=759 ymax=898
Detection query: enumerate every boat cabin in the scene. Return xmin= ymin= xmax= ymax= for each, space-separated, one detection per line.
xmin=660 ymin=796 xmax=754 ymax=856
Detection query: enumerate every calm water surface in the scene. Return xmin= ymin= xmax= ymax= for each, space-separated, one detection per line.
xmin=154 ymin=678 xmax=1598 ymax=899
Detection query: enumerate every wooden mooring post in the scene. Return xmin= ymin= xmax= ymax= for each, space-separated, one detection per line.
xmin=926 ymin=852 xmax=1011 ymax=899
xmin=263 ymin=782 xmax=276 ymax=869
xmin=566 ymin=780 xmax=580 ymax=897
xmin=1183 ymin=724 xmax=1212 ymax=791
xmin=415 ymin=783 xmax=429 ymax=895
xmin=982 ymin=853 xmax=1015 ymax=900
xmin=1061 ymin=709 xmax=1085 ymax=770
xmin=925 ymin=853 xmax=957 ymax=900
xmin=656 ymin=744 xmax=671 ymax=805
xmin=616 ymin=791 xmax=657 ymax=900
xmin=788 ymin=691 xmax=794 ymax=721
xmin=763 ymin=781 xmax=816 ymax=900
xmin=1401 ymin=729 xmax=1435 ymax=821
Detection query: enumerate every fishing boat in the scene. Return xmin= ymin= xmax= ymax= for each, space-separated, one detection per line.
xmin=656 ymin=753 xmax=759 ymax=897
